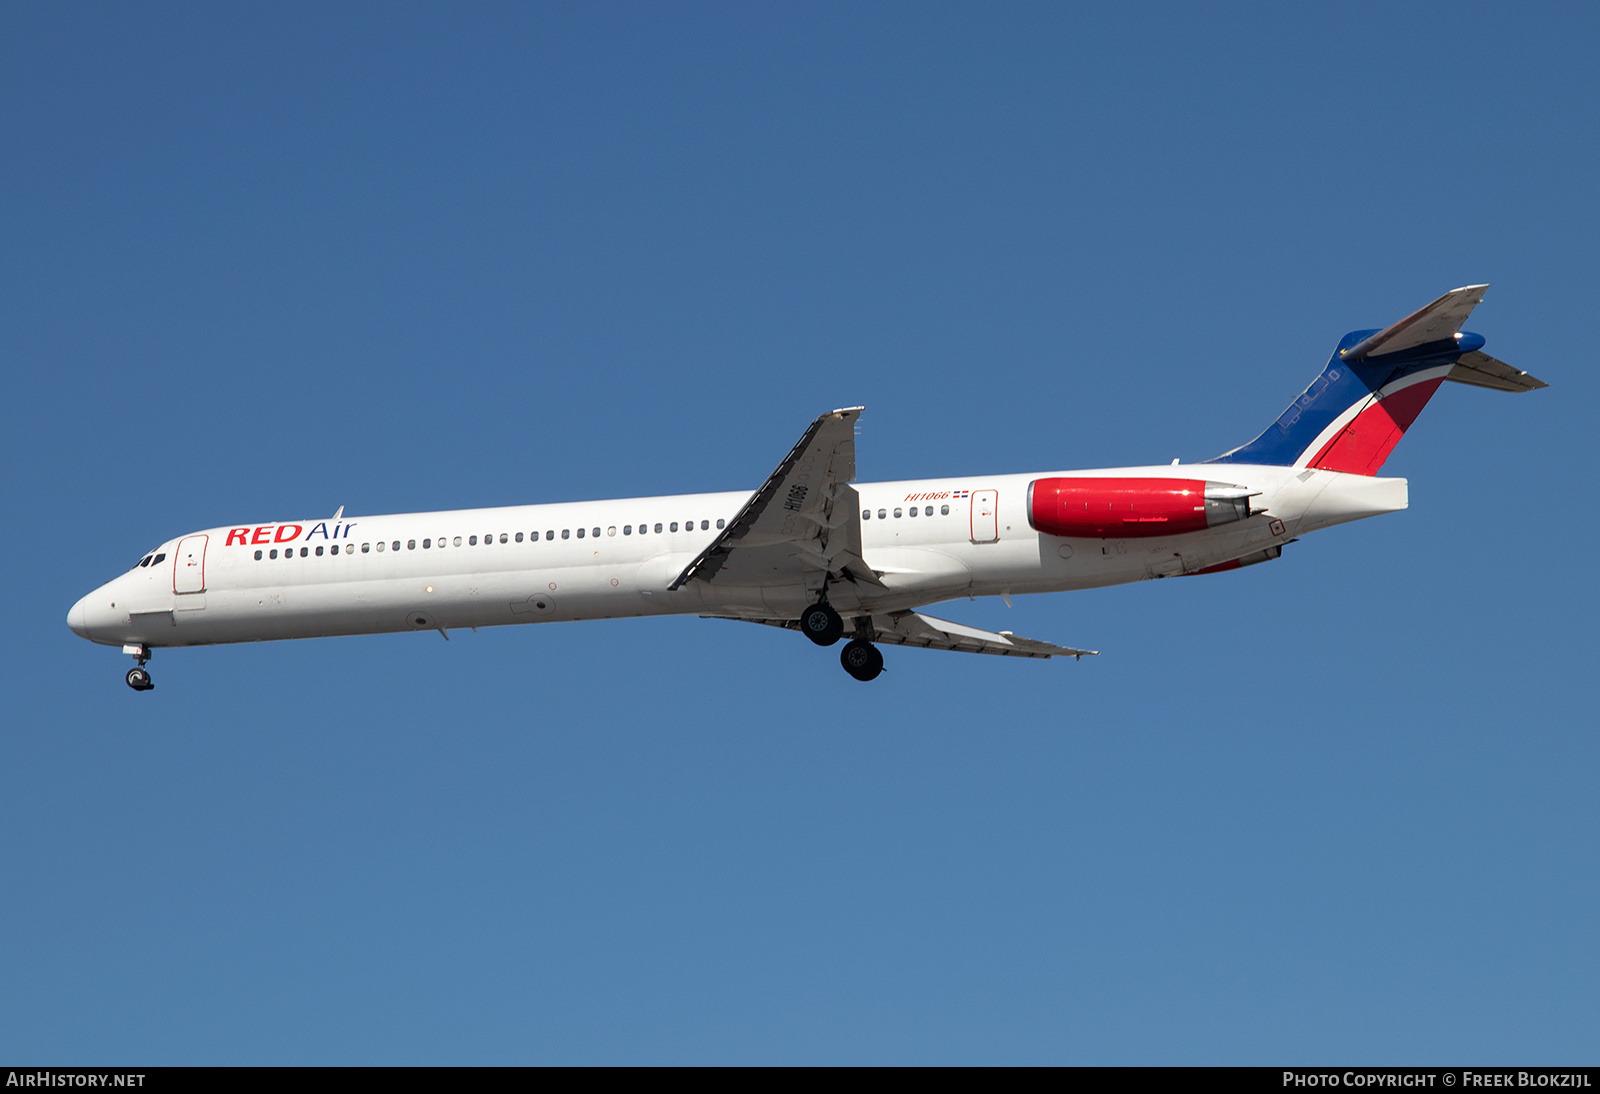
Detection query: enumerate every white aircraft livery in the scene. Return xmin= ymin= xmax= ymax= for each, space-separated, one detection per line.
xmin=70 ymin=287 xmax=1545 ymax=690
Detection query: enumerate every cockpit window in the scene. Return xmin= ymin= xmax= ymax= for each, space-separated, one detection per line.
xmin=138 ymin=556 xmax=152 ymax=568
xmin=151 ymin=553 xmax=166 ymax=565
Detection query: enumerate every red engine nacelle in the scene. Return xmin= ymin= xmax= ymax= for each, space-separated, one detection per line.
xmin=1027 ymin=477 xmax=1250 ymax=539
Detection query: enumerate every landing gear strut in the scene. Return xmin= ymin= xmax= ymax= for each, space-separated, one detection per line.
xmin=840 ymin=638 xmax=883 ymax=682
xmin=799 ymin=600 xmax=844 ymax=646
xmin=124 ymin=644 xmax=154 ymax=691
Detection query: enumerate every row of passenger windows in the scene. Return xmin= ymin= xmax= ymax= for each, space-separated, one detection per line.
xmin=246 ymin=506 xmax=951 ymax=562
xmin=864 ymin=505 xmax=949 ymax=519
xmin=251 ymin=518 xmax=727 ymax=560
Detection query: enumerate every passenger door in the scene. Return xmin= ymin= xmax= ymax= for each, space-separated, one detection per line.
xmin=970 ymin=490 xmax=999 ymax=543
xmin=173 ymin=535 xmax=208 ymax=595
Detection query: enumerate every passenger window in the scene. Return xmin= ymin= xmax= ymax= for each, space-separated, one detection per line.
xmin=362 ymin=543 xmax=371 ymax=553
xmin=716 ymin=518 xmax=725 ymax=529
xmin=469 ymin=536 xmax=477 ymax=545
xmin=699 ymin=520 xmax=707 ymax=530
xmin=577 ymin=528 xmax=585 ymax=538
xmin=500 ymin=533 xmax=508 ymax=543
xmin=254 ymin=550 xmax=262 ymax=560
xmin=908 ymin=507 xmax=917 ymax=517
xmin=925 ymin=506 xmax=933 ymax=516
xmin=331 ymin=544 xmax=339 ymax=555
xmin=562 ymin=529 xmax=570 ymax=540
xmin=515 ymin=532 xmax=523 ymax=543
xmin=894 ymin=508 xmax=902 ymax=518
xmin=316 ymin=545 xmax=325 ymax=556
xmin=670 ymin=522 xmax=678 ymax=532
xmin=592 ymin=527 xmax=600 ymax=538
xmin=654 ymin=523 xmax=662 ymax=533
xmin=941 ymin=505 xmax=949 ymax=515
xmin=877 ymin=510 xmax=886 ymax=520
xmin=391 ymin=542 xmax=399 ymax=552
xmin=271 ymin=549 xmax=279 ymax=559
xmin=862 ymin=510 xmax=870 ymax=520
xmin=608 ymin=526 xmax=616 ymax=536
xmin=545 ymin=531 xmax=554 ymax=540
xmin=407 ymin=540 xmax=415 ymax=550
xmin=624 ymin=525 xmax=632 ymax=535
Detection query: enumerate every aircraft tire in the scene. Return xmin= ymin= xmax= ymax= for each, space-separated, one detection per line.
xmin=840 ymin=639 xmax=883 ymax=681
xmin=126 ymin=667 xmax=153 ymax=691
xmin=800 ymin=602 xmax=844 ymax=646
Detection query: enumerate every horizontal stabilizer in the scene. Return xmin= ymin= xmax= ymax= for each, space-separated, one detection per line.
xmin=1343 ymin=284 xmax=1488 ymax=360
xmin=1446 ymin=350 xmax=1548 ymax=393
xmin=705 ymin=611 xmax=1097 ymax=659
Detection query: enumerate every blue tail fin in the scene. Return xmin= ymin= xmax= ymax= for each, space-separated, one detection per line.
xmin=1205 ymin=285 xmax=1539 ymax=474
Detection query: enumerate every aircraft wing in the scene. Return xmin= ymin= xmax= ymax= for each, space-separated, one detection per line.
xmin=1343 ymin=284 xmax=1489 ymax=360
xmin=669 ymin=406 xmax=880 ymax=590
xmin=705 ymin=610 xmax=1098 ymax=660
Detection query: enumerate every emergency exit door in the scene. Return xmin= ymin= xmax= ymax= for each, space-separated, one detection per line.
xmin=970 ymin=490 xmax=999 ymax=543
xmin=173 ymin=535 xmax=208 ymax=594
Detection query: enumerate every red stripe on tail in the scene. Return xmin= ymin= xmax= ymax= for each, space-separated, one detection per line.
xmin=1307 ymin=378 xmax=1443 ymax=476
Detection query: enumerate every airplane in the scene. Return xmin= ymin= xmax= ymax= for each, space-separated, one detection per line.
xmin=68 ymin=285 xmax=1545 ymax=690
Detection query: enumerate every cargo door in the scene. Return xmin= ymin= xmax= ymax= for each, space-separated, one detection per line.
xmin=970 ymin=490 xmax=999 ymax=543
xmin=173 ymin=535 xmax=208 ymax=595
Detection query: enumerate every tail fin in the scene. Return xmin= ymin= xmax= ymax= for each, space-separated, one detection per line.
xmin=1207 ymin=285 xmax=1546 ymax=474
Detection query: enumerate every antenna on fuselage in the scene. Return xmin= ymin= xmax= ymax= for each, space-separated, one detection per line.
xmin=332 ymin=506 xmax=344 ymax=521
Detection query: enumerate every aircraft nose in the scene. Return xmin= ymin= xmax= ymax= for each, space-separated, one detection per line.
xmin=67 ymin=594 xmax=92 ymax=640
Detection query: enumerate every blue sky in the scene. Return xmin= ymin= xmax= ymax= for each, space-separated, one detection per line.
xmin=3 ymin=2 xmax=1597 ymax=1064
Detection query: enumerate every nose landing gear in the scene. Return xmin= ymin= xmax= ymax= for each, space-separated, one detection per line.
xmin=124 ymin=644 xmax=154 ymax=691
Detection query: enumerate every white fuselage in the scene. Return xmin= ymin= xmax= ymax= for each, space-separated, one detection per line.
xmin=67 ymin=464 xmax=1407 ymax=649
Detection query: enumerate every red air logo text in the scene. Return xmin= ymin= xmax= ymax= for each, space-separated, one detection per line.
xmin=225 ymin=521 xmax=357 ymax=547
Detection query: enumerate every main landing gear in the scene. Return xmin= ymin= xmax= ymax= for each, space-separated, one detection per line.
xmin=124 ymin=644 xmax=154 ymax=691
xmin=839 ymin=638 xmax=883 ymax=682
xmin=799 ymin=597 xmax=884 ymax=680
xmin=799 ymin=600 xmax=845 ymax=646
